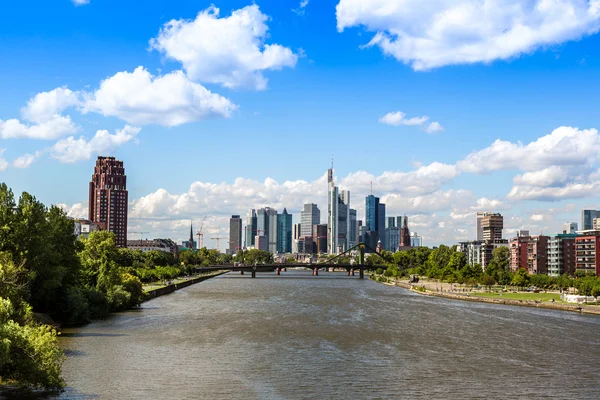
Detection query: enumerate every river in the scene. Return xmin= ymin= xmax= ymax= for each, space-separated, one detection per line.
xmin=49 ymin=271 xmax=600 ymax=398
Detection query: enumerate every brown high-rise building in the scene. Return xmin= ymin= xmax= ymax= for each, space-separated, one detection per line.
xmin=481 ymin=213 xmax=503 ymax=241
xmin=399 ymin=216 xmax=411 ymax=249
xmin=88 ymin=156 xmax=128 ymax=247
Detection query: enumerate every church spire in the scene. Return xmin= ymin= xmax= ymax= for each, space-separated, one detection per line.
xmin=189 ymin=220 xmax=195 ymax=250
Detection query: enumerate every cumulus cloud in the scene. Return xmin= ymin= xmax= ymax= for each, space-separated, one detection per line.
xmin=57 ymin=202 xmax=88 ymax=219
xmin=379 ymin=111 xmax=444 ymax=133
xmin=82 ymin=67 xmax=236 ymax=126
xmin=457 ymin=126 xmax=600 ymax=173
xmin=0 ymin=115 xmax=78 ymax=140
xmin=21 ymin=87 xmax=80 ymax=124
xmin=336 ymin=0 xmax=600 ymax=70
xmin=513 ymin=165 xmax=571 ymax=187
xmin=72 ymin=0 xmax=90 ymax=5
xmin=13 ymin=152 xmax=40 ymax=169
xmin=149 ymin=5 xmax=298 ymax=90
xmin=51 ymin=125 xmax=140 ymax=163
xmin=507 ymin=181 xmax=600 ymax=201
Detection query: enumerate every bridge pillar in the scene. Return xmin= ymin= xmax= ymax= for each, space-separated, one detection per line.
xmin=276 ymin=268 xmax=280 ymax=275
xmin=251 ymin=269 xmax=256 ymax=279
xmin=359 ymin=269 xmax=364 ymax=279
xmin=313 ymin=268 xmax=319 ymax=276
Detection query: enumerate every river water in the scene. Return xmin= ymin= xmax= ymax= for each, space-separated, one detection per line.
xmin=51 ymin=271 xmax=600 ymax=398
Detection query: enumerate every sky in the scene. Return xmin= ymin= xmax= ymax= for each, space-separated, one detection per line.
xmin=2 ymin=0 xmax=600 ymax=247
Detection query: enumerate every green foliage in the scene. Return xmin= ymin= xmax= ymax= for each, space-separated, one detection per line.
xmin=239 ymin=249 xmax=273 ymax=265
xmin=511 ymin=268 xmax=530 ymax=287
xmin=375 ymin=268 xmax=383 ymax=275
xmin=121 ymin=274 xmax=145 ymax=308
xmin=1 ymin=254 xmax=64 ymax=389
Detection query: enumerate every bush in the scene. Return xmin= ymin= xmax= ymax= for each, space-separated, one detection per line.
xmin=106 ymin=286 xmax=131 ymax=312
xmin=85 ymin=288 xmax=109 ymax=319
xmin=62 ymin=286 xmax=90 ymax=326
xmin=121 ymin=274 xmax=145 ymax=308
xmin=375 ymin=268 xmax=384 ymax=275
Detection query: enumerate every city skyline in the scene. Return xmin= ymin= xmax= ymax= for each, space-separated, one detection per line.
xmin=2 ymin=1 xmax=600 ymax=247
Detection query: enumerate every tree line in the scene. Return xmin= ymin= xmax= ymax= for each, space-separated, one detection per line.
xmin=369 ymin=244 xmax=600 ymax=295
xmin=0 ymin=183 xmax=270 ymax=390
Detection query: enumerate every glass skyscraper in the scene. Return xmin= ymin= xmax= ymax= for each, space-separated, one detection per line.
xmin=277 ymin=209 xmax=293 ymax=253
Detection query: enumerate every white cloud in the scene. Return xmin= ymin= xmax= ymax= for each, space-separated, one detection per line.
xmin=0 ymin=150 xmax=8 ymax=172
xmin=149 ymin=5 xmax=298 ymax=90
xmin=336 ymin=0 xmax=600 ymax=70
xmin=457 ymin=126 xmax=600 ymax=173
xmin=507 ymin=181 xmax=600 ymax=201
xmin=379 ymin=111 xmax=444 ymax=133
xmin=425 ymin=121 xmax=444 ymax=133
xmin=380 ymin=111 xmax=428 ymax=126
xmin=13 ymin=152 xmax=40 ymax=169
xmin=0 ymin=115 xmax=78 ymax=140
xmin=82 ymin=67 xmax=237 ymax=126
xmin=513 ymin=165 xmax=570 ymax=187
xmin=21 ymin=87 xmax=80 ymax=124
xmin=72 ymin=0 xmax=90 ymax=5
xmin=57 ymin=202 xmax=88 ymax=219
xmin=51 ymin=125 xmax=140 ymax=163
xmin=293 ymin=0 xmax=310 ymax=16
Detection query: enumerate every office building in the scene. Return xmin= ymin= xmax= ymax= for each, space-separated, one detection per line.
xmin=547 ymin=234 xmax=578 ymax=277
xmin=245 ymin=209 xmax=257 ymax=248
xmin=594 ymin=218 xmax=600 ymax=231
xmin=88 ymin=156 xmax=128 ymax=247
xmin=327 ymin=166 xmax=351 ymax=254
xmin=385 ymin=226 xmax=400 ymax=252
xmin=399 ymin=216 xmax=411 ymax=249
xmin=255 ymin=235 xmax=268 ymax=251
xmin=411 ymin=232 xmax=422 ymax=248
xmin=313 ymin=224 xmax=328 ymax=254
xmin=365 ymin=194 xmax=385 ymax=250
xmin=479 ymin=213 xmax=503 ymax=241
xmin=277 ymin=208 xmax=293 ymax=253
xmin=563 ymin=222 xmax=578 ymax=234
xmin=292 ymin=223 xmax=302 ymax=253
xmin=229 ymin=215 xmax=243 ymax=254
xmin=301 ymin=204 xmax=320 ymax=238
xmin=256 ymin=207 xmax=278 ymax=253
xmin=349 ymin=209 xmax=357 ymax=248
xmin=582 ymin=210 xmax=600 ymax=231
xmin=459 ymin=240 xmax=508 ymax=270
xmin=387 ymin=217 xmax=396 ymax=229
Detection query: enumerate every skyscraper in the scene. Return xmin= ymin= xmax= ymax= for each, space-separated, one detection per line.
xmin=563 ymin=222 xmax=578 ymax=234
xmin=229 ymin=215 xmax=242 ymax=254
xmin=377 ymin=203 xmax=386 ymax=248
xmin=400 ymin=216 xmax=411 ymax=249
xmin=301 ymin=203 xmax=320 ymax=238
xmin=481 ymin=213 xmax=503 ymax=241
xmin=349 ymin=209 xmax=357 ymax=248
xmin=277 ymin=208 xmax=293 ymax=253
xmin=582 ymin=210 xmax=599 ymax=230
xmin=365 ymin=194 xmax=385 ymax=250
xmin=266 ymin=207 xmax=278 ymax=253
xmin=327 ymin=166 xmax=351 ymax=254
xmin=88 ymin=156 xmax=128 ymax=247
xmin=245 ymin=209 xmax=257 ymax=248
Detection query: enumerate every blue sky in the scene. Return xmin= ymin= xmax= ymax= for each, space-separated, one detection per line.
xmin=1 ymin=0 xmax=600 ymax=246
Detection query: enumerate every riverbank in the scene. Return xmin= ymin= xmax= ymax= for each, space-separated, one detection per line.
xmin=378 ymin=278 xmax=600 ymax=316
xmin=143 ymin=270 xmax=227 ymax=301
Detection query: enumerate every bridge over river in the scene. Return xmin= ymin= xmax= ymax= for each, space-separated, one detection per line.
xmin=196 ymin=263 xmax=368 ymax=279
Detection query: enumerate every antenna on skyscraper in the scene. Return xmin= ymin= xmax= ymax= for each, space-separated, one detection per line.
xmin=331 ymin=154 xmax=334 ymax=170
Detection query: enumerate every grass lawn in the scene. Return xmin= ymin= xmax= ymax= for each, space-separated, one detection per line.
xmin=469 ymin=292 xmax=562 ymax=302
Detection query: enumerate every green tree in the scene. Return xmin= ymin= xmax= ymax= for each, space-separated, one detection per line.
xmin=511 ymin=268 xmax=530 ymax=288
xmin=79 ymin=231 xmax=120 ymax=291
xmin=0 ymin=253 xmax=65 ymax=389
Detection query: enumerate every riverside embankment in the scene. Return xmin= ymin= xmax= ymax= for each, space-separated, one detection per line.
xmin=377 ymin=278 xmax=600 ymax=316
xmin=144 ymin=271 xmax=227 ymax=301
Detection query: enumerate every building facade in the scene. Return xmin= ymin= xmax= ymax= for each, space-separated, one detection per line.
xmin=399 ymin=216 xmax=411 ymax=249
xmin=301 ymin=204 xmax=320 ymax=238
xmin=313 ymin=224 xmax=328 ymax=254
xmin=245 ymin=209 xmax=257 ymax=249
xmin=480 ymin=213 xmax=503 ymax=241
xmin=547 ymin=234 xmax=577 ymax=277
xmin=88 ymin=156 xmax=128 ymax=247
xmin=385 ymin=227 xmax=400 ymax=252
xmin=127 ymin=238 xmax=178 ymax=255
xmin=575 ymin=233 xmax=600 ymax=276
xmin=582 ymin=210 xmax=600 ymax=231
xmin=563 ymin=222 xmax=578 ymax=234
xmin=348 ymin=209 xmax=357 ymax=248
xmin=510 ymin=234 xmax=549 ymax=274
xmin=229 ymin=215 xmax=243 ymax=254
xmin=277 ymin=208 xmax=293 ymax=253
xmin=72 ymin=219 xmax=101 ymax=240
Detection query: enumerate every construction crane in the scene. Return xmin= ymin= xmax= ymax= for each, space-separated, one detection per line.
xmin=130 ymin=231 xmax=149 ymax=241
xmin=196 ymin=215 xmax=207 ymax=249
xmin=210 ymin=229 xmax=227 ymax=253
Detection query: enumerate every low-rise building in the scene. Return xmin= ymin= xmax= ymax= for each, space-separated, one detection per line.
xmin=72 ymin=219 xmax=101 ymax=240
xmin=510 ymin=234 xmax=549 ymax=274
xmin=459 ymin=239 xmax=508 ymax=270
xmin=127 ymin=238 xmax=179 ymax=256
